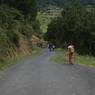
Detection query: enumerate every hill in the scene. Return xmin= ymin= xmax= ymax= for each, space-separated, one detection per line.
xmin=37 ymin=0 xmax=95 ymax=33
xmin=0 ymin=0 xmax=42 ymax=65
xmin=37 ymin=0 xmax=95 ymax=9
xmin=37 ymin=6 xmax=62 ymax=32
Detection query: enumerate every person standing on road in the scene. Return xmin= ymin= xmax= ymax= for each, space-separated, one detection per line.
xmin=48 ymin=43 xmax=53 ymax=52
xmin=68 ymin=42 xmax=75 ymax=65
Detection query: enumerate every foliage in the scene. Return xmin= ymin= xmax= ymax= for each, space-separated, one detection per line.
xmin=45 ymin=5 xmax=95 ymax=54
xmin=0 ymin=0 xmax=37 ymax=20
xmin=0 ymin=0 xmax=42 ymax=64
xmin=37 ymin=0 xmax=95 ymax=9
xmin=37 ymin=7 xmax=62 ymax=33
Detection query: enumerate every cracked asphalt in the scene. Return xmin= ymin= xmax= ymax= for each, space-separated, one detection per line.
xmin=0 ymin=49 xmax=95 ymax=95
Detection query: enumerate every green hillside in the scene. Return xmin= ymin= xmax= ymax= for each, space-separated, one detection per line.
xmin=37 ymin=0 xmax=95 ymax=9
xmin=37 ymin=0 xmax=95 ymax=33
xmin=37 ymin=6 xmax=62 ymax=32
xmin=0 ymin=0 xmax=42 ymax=66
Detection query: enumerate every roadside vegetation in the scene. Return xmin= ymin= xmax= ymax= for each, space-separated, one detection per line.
xmin=0 ymin=0 xmax=42 ymax=70
xmin=52 ymin=49 xmax=95 ymax=67
xmin=0 ymin=0 xmax=95 ymax=70
xmin=0 ymin=47 xmax=42 ymax=70
xmin=44 ymin=5 xmax=95 ymax=55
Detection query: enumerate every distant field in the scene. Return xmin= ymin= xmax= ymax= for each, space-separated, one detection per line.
xmin=37 ymin=0 xmax=95 ymax=9
xmin=52 ymin=49 xmax=95 ymax=68
xmin=37 ymin=6 xmax=62 ymax=32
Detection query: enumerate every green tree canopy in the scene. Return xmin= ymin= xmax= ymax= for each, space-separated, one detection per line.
xmin=0 ymin=0 xmax=37 ymax=20
xmin=45 ymin=5 xmax=95 ymax=54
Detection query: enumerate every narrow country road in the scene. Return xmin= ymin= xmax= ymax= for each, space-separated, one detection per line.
xmin=0 ymin=49 xmax=95 ymax=95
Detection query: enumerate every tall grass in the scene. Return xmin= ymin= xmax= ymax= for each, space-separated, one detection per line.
xmin=76 ymin=54 xmax=95 ymax=67
xmin=52 ymin=48 xmax=95 ymax=67
xmin=0 ymin=54 xmax=23 ymax=70
xmin=0 ymin=47 xmax=42 ymax=71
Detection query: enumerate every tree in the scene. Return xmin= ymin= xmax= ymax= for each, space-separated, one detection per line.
xmin=0 ymin=0 xmax=37 ymax=20
xmin=45 ymin=5 xmax=95 ymax=54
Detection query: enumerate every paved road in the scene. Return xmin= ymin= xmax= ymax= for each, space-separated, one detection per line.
xmin=0 ymin=50 xmax=95 ymax=95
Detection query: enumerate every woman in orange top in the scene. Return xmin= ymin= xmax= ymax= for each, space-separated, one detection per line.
xmin=68 ymin=43 xmax=75 ymax=65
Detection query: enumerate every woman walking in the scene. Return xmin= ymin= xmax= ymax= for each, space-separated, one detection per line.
xmin=68 ymin=42 xmax=75 ymax=65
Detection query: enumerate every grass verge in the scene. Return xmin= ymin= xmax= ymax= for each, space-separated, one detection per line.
xmin=52 ymin=48 xmax=95 ymax=67
xmin=0 ymin=47 xmax=42 ymax=71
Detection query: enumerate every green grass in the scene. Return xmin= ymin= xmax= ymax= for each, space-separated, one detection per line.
xmin=32 ymin=47 xmax=42 ymax=56
xmin=52 ymin=49 xmax=68 ymax=64
xmin=52 ymin=48 xmax=95 ymax=67
xmin=76 ymin=54 xmax=95 ymax=67
xmin=0 ymin=55 xmax=23 ymax=70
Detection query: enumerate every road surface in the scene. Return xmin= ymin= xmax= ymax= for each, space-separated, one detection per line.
xmin=0 ymin=49 xmax=95 ymax=95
